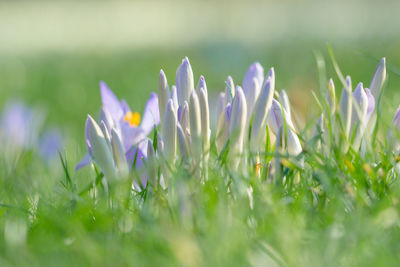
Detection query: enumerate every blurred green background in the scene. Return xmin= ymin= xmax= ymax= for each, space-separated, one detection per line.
xmin=1 ymin=0 xmax=400 ymax=156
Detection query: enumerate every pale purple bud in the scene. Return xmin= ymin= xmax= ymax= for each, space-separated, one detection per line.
xmin=340 ymin=76 xmax=352 ymax=137
xmin=243 ymin=62 xmax=264 ymax=96
xmin=216 ymin=104 xmax=231 ymax=154
xmin=250 ymin=78 xmax=275 ymax=152
xmin=279 ymin=90 xmax=291 ymax=121
xmin=196 ymin=75 xmax=207 ymax=95
xmin=177 ymin=123 xmax=190 ymax=158
xmin=229 ymin=86 xmax=247 ymax=167
xmin=158 ymin=69 xmax=170 ymax=122
xmin=179 ymin=101 xmax=190 ymax=133
xmin=85 ymin=115 xmax=116 ymax=180
xmin=176 ymin=57 xmax=194 ymax=106
xmin=224 ymin=76 xmax=235 ymax=106
xmin=351 ymin=83 xmax=368 ymax=150
xmin=369 ymin=57 xmax=386 ymax=100
xmin=100 ymin=108 xmax=115 ymax=132
xmin=286 ymin=128 xmax=302 ymax=156
xmin=327 ymin=78 xmax=336 ymax=115
xmin=217 ymin=92 xmax=225 ymax=122
xmin=170 ymin=85 xmax=179 ymax=111
xmin=199 ymin=87 xmax=210 ymax=151
xmin=365 ymin=88 xmax=375 ymax=122
xmin=162 ymin=100 xmax=177 ymax=163
xmin=111 ymin=128 xmax=129 ymax=178
xmin=189 ymin=91 xmax=202 ymax=159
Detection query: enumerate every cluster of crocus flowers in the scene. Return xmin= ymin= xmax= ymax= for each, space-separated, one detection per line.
xmin=313 ymin=58 xmax=386 ymax=153
xmin=79 ymin=56 xmax=392 ymax=190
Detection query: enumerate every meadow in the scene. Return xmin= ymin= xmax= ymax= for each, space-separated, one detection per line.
xmin=1 ymin=40 xmax=400 ymax=267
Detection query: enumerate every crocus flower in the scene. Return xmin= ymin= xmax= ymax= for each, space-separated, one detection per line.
xmin=327 ymin=78 xmax=336 ymax=115
xmin=267 ymin=99 xmax=302 ymax=156
xmin=243 ymin=62 xmax=264 ymax=127
xmin=228 ymin=86 xmax=247 ymax=169
xmin=162 ymin=99 xmax=177 ymax=164
xmin=176 ymin=57 xmax=194 ymax=106
xmin=76 ymin=81 xmax=159 ymax=170
xmin=250 ymin=69 xmax=275 ymax=153
xmin=158 ymin=69 xmax=170 ymax=124
xmin=0 ymin=101 xmax=62 ymax=162
xmin=340 ymin=76 xmax=353 ymax=138
xmin=189 ymin=90 xmax=202 ymax=161
xmin=369 ymin=58 xmax=386 ymax=100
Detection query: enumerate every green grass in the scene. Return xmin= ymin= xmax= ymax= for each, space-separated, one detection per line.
xmin=2 ymin=42 xmax=400 ymax=266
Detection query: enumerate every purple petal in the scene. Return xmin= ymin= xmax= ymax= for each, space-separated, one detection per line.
xmin=119 ymin=121 xmax=147 ymax=151
xmin=75 ymin=153 xmax=91 ymax=171
xmin=120 ymin=99 xmax=131 ymax=114
xmin=140 ymin=93 xmax=160 ymax=135
xmin=100 ymin=81 xmax=124 ymax=121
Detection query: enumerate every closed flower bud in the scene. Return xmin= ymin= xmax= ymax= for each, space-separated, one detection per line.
xmin=177 ymin=123 xmax=190 ymax=159
xmin=85 ymin=115 xmax=116 ymax=180
xmin=250 ymin=78 xmax=275 ymax=152
xmin=224 ymin=76 xmax=235 ymax=106
xmin=158 ymin=69 xmax=170 ymax=122
xmin=351 ymin=83 xmax=369 ymax=150
xmin=176 ymin=57 xmax=194 ymax=106
xmin=243 ymin=62 xmax=264 ymax=98
xmin=229 ymin=86 xmax=247 ymax=168
xmin=199 ymin=87 xmax=210 ymax=152
xmin=279 ymin=89 xmax=291 ymax=121
xmin=369 ymin=58 xmax=386 ymax=100
xmin=216 ymin=104 xmax=231 ymax=154
xmin=327 ymin=78 xmax=336 ymax=115
xmin=189 ymin=91 xmax=202 ymax=159
xmin=179 ymin=101 xmax=190 ymax=133
xmin=162 ymin=100 xmax=177 ymax=163
xmin=111 ymin=128 xmax=129 ymax=177
xmin=340 ymin=76 xmax=352 ymax=138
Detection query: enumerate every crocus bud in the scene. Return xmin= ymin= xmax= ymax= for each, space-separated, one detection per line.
xmin=189 ymin=91 xmax=202 ymax=160
xmin=170 ymin=85 xmax=179 ymax=111
xmin=217 ymin=92 xmax=225 ymax=122
xmin=162 ymin=100 xmax=177 ymax=163
xmin=369 ymin=58 xmax=386 ymax=100
xmin=279 ymin=90 xmax=291 ymax=121
xmin=177 ymin=123 xmax=190 ymax=158
xmin=216 ymin=104 xmax=231 ymax=154
xmin=224 ymin=76 xmax=235 ymax=106
xmin=100 ymin=108 xmax=115 ymax=132
xmin=286 ymin=128 xmax=302 ymax=156
xmin=250 ymin=78 xmax=275 ymax=152
xmin=176 ymin=57 xmax=194 ymax=106
xmin=85 ymin=115 xmax=116 ymax=180
xmin=340 ymin=76 xmax=352 ymax=138
xmin=229 ymin=86 xmax=247 ymax=168
xmin=351 ymin=83 xmax=368 ymax=150
xmin=244 ymin=78 xmax=260 ymax=128
xmin=267 ymin=99 xmax=294 ymax=136
xmin=327 ymin=78 xmax=336 ymax=115
xmin=196 ymin=75 xmax=207 ymax=95
xmin=243 ymin=62 xmax=264 ymax=97
xmin=365 ymin=88 xmax=375 ymax=121
xmin=158 ymin=69 xmax=170 ymax=122
xmin=146 ymin=139 xmax=157 ymax=186
xmin=179 ymin=101 xmax=190 ymax=133
xmin=199 ymin=87 xmax=210 ymax=153
xmin=111 ymin=128 xmax=129 ymax=177
xmin=100 ymin=121 xmax=111 ymax=146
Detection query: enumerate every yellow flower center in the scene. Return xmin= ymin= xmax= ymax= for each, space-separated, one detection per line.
xmin=123 ymin=111 xmax=141 ymax=127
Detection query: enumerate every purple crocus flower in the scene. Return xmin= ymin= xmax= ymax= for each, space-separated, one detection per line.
xmin=0 ymin=101 xmax=62 ymax=162
xmin=39 ymin=129 xmax=63 ymax=161
xmin=76 ymin=82 xmax=160 ymax=176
